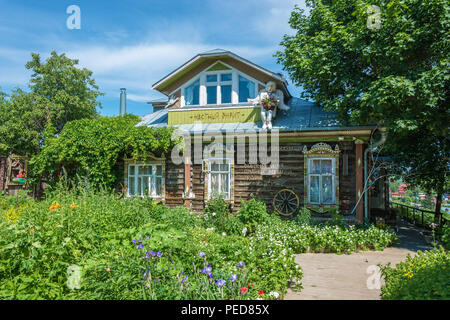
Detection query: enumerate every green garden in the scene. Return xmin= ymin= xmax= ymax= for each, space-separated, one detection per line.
xmin=0 ymin=184 xmax=401 ymax=300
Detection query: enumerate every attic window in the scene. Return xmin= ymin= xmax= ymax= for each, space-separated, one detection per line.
xmin=180 ymin=62 xmax=259 ymax=107
xmin=205 ymin=72 xmax=232 ymax=105
xmin=185 ymin=79 xmax=200 ymax=106
xmin=238 ymin=76 xmax=256 ymax=102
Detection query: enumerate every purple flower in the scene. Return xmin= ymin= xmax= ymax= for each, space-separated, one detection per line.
xmin=201 ymin=264 xmax=212 ymax=274
xmin=145 ymin=250 xmax=156 ymax=257
xmin=157 ymin=251 xmax=162 ymax=258
xmin=199 ymin=252 xmax=206 ymax=257
xmin=209 ymin=273 xmax=214 ymax=279
xmin=236 ymin=262 xmax=244 ymax=267
xmin=146 ymin=236 xmax=150 ymax=239
xmin=228 ymin=274 xmax=238 ymax=282
xmin=215 ymin=279 xmax=226 ymax=287
xmin=132 ymin=240 xmax=136 ymax=244
xmin=136 ymin=243 xmax=144 ymax=250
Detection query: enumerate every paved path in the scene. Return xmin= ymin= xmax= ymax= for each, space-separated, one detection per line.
xmin=285 ymin=220 xmax=430 ymax=300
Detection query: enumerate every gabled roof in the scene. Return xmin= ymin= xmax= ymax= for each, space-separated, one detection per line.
xmin=152 ymin=49 xmax=291 ymax=97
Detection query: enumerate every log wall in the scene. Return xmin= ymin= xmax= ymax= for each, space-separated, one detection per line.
xmin=163 ymin=141 xmax=358 ymax=217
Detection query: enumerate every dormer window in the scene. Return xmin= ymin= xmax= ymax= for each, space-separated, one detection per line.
xmin=184 ymin=79 xmax=200 ymax=106
xmin=238 ymin=75 xmax=256 ymax=103
xmin=180 ymin=61 xmax=259 ymax=107
xmin=206 ymin=72 xmax=232 ymax=105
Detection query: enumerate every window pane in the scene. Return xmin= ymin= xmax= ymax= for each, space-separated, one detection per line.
xmin=139 ymin=166 xmax=152 ymax=175
xmin=321 ymin=160 xmax=332 ymax=174
xmin=211 ymin=173 xmax=219 ymax=196
xmin=238 ymin=76 xmax=255 ymax=102
xmin=185 ymin=79 xmax=200 ymax=105
xmin=137 ymin=177 xmax=142 ymax=196
xmin=143 ymin=176 xmax=150 ymax=196
xmin=156 ymin=177 xmax=162 ymax=196
xmin=128 ymin=177 xmax=135 ymax=196
xmin=310 ymin=176 xmax=320 ymax=203
xmin=206 ymin=75 xmax=217 ymax=82
xmin=220 ymin=73 xmax=232 ymax=82
xmin=156 ymin=165 xmax=162 ymax=176
xmin=129 ymin=165 xmax=135 ymax=176
xmin=211 ymin=163 xmax=220 ymax=171
xmin=310 ymin=160 xmax=321 ymax=174
xmin=322 ymin=176 xmax=333 ymax=204
xmin=220 ymin=173 xmax=229 ymax=197
xmin=221 ymin=85 xmax=232 ymax=103
xmin=207 ymin=86 xmax=217 ymax=104
xmin=219 ymin=163 xmax=229 ymax=171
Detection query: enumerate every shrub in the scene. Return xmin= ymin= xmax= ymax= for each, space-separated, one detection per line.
xmin=296 ymin=207 xmax=311 ymax=225
xmin=380 ymin=247 xmax=450 ymax=300
xmin=236 ymin=198 xmax=268 ymax=233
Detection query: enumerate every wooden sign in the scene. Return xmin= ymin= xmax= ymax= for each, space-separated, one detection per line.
xmin=168 ymin=106 xmax=261 ymax=125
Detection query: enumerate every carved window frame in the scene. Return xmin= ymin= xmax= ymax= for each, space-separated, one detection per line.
xmin=202 ymin=143 xmax=235 ymax=203
xmin=123 ymin=154 xmax=166 ymax=201
xmin=303 ymin=143 xmax=340 ymax=214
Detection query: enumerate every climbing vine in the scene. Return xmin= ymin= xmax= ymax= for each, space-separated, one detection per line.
xmin=29 ymin=115 xmax=180 ymax=189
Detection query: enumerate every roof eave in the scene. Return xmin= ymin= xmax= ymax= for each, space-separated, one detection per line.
xmin=151 ymin=51 xmax=289 ymax=94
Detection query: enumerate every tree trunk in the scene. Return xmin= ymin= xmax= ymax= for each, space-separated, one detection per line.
xmin=434 ymin=193 xmax=442 ymax=224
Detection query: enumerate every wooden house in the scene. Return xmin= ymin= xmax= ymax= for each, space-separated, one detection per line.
xmin=125 ymin=49 xmax=388 ymax=224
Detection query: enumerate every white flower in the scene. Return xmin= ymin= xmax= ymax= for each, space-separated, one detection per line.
xmin=212 ymin=212 xmax=216 ymax=217
xmin=269 ymin=291 xmax=279 ymax=299
xmin=222 ymin=232 xmax=227 ymax=236
xmin=206 ymin=227 xmax=215 ymax=232
xmin=242 ymin=227 xmax=248 ymax=237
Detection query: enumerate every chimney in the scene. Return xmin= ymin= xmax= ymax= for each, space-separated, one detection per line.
xmin=120 ymin=88 xmax=127 ymax=116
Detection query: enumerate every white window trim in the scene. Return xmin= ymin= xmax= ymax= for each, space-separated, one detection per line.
xmin=178 ymin=60 xmax=262 ymax=108
xmin=307 ymin=158 xmax=336 ymax=205
xmin=206 ymin=157 xmax=232 ymax=200
xmin=127 ymin=163 xmax=165 ymax=198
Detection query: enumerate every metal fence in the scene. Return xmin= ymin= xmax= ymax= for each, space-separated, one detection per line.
xmin=390 ymin=201 xmax=448 ymax=229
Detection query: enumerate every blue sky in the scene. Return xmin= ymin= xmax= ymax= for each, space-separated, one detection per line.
xmin=0 ymin=0 xmax=308 ymax=116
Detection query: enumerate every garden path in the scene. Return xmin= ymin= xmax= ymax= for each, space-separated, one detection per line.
xmin=284 ymin=220 xmax=430 ymax=300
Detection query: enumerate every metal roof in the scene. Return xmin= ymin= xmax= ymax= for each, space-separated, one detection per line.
xmin=137 ymin=98 xmax=374 ymax=133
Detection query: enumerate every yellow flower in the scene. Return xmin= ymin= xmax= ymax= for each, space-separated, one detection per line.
xmin=70 ymin=203 xmax=77 ymax=209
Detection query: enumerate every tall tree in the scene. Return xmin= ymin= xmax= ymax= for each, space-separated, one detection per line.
xmin=276 ymin=0 xmax=449 ymax=218
xmin=0 ymin=51 xmax=103 ymax=156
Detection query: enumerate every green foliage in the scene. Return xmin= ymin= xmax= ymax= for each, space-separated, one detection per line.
xmin=203 ymin=197 xmax=245 ymax=236
xmin=296 ymin=207 xmax=312 ymax=225
xmin=325 ymin=213 xmax=347 ymax=228
xmin=29 ymin=115 xmax=178 ymax=189
xmin=236 ymin=198 xmax=269 ymax=233
xmin=0 ymin=187 xmax=301 ymax=300
xmin=256 ymin=216 xmax=397 ymax=254
xmin=380 ymin=247 xmax=450 ymax=300
xmin=276 ymin=0 xmax=449 ymax=204
xmin=439 ymin=224 xmax=450 ymax=249
xmin=0 ymin=51 xmax=102 ymax=156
